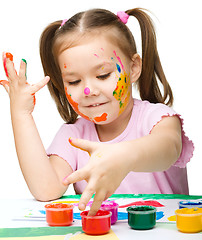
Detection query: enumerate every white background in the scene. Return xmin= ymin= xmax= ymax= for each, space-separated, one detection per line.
xmin=0 ymin=0 xmax=201 ymax=199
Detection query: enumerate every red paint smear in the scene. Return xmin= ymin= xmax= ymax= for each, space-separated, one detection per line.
xmin=94 ymin=113 xmax=107 ymax=122
xmin=113 ymin=50 xmax=124 ymax=71
xmin=119 ymin=200 xmax=164 ymax=208
xmin=0 ymin=80 xmax=9 ymax=86
xmin=3 ymin=52 xmax=13 ymax=77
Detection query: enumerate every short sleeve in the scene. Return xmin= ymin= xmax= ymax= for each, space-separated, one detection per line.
xmin=142 ymin=103 xmax=194 ymax=168
xmin=46 ymin=124 xmax=79 ymax=171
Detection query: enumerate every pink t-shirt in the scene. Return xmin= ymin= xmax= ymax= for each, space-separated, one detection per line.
xmin=47 ymin=99 xmax=194 ymax=195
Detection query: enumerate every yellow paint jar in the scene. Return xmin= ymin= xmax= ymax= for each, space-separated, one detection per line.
xmin=175 ymin=208 xmax=202 ymax=233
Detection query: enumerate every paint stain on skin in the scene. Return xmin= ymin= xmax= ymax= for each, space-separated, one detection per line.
xmin=94 ymin=113 xmax=108 ymax=122
xmin=116 ymin=63 xmax=121 ymax=73
xmin=64 ymin=63 xmax=67 ymax=69
xmin=112 ymin=51 xmax=131 ymax=115
xmin=0 ymin=80 xmax=9 ymax=86
xmin=94 ymin=54 xmax=99 ymax=58
xmin=65 ymin=87 xmax=108 ymax=123
xmin=3 ymin=52 xmax=13 ymax=77
xmin=113 ymin=50 xmax=125 ymax=71
xmin=65 ymin=87 xmax=91 ymax=121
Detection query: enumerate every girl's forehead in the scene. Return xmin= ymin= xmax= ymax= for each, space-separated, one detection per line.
xmin=57 ymin=30 xmax=122 ymax=57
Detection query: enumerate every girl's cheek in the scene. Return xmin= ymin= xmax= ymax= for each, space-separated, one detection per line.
xmin=65 ymin=87 xmax=79 ymax=110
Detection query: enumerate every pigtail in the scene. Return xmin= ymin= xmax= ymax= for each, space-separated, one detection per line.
xmin=39 ymin=21 xmax=78 ymax=123
xmin=126 ymin=8 xmax=173 ymax=106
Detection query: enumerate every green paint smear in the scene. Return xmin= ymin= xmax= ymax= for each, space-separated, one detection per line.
xmin=61 ymin=193 xmax=202 ymax=200
xmin=0 ymin=226 xmax=82 ymax=238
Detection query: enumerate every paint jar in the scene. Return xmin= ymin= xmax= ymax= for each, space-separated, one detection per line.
xmin=179 ymin=200 xmax=202 ymax=209
xmin=127 ymin=206 xmax=156 ymax=230
xmin=45 ymin=203 xmax=74 ymax=226
xmin=100 ymin=201 xmax=119 ymax=225
xmin=175 ymin=207 xmax=202 ymax=233
xmin=80 ymin=210 xmax=112 ymax=235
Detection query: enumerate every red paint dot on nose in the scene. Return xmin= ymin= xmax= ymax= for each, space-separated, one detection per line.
xmin=84 ymin=87 xmax=90 ymax=95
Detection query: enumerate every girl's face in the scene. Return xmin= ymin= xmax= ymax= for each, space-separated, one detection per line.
xmin=58 ymin=35 xmax=136 ymax=125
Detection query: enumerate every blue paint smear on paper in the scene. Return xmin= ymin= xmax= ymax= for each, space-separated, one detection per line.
xmin=118 ymin=212 xmax=128 ymax=220
xmin=73 ymin=211 xmax=164 ymax=221
xmin=156 ymin=211 xmax=164 ymax=220
xmin=39 ymin=210 xmax=46 ymax=215
xmin=74 ymin=213 xmax=82 ymax=220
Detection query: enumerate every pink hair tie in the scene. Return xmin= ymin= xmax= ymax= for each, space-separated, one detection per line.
xmin=117 ymin=11 xmax=129 ymax=24
xmin=61 ymin=19 xmax=68 ymax=27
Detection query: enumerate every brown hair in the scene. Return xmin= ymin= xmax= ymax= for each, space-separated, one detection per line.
xmin=40 ymin=8 xmax=173 ymax=123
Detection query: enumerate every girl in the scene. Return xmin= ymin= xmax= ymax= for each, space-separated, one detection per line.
xmin=0 ymin=8 xmax=194 ymax=216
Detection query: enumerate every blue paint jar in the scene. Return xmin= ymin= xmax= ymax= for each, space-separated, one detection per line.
xmin=179 ymin=201 xmax=202 ymax=209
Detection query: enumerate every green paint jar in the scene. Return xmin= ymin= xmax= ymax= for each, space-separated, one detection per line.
xmin=127 ymin=206 xmax=156 ymax=230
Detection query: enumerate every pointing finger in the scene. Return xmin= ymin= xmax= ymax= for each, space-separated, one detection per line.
xmin=63 ymin=167 xmax=89 ymax=185
xmin=30 ymin=76 xmax=50 ymax=94
xmin=78 ymin=182 xmax=96 ymax=211
xmin=88 ymin=190 xmax=106 ymax=216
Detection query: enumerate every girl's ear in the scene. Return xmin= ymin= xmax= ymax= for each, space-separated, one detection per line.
xmin=130 ymin=54 xmax=142 ymax=83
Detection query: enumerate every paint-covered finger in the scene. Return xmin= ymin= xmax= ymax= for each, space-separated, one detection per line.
xmin=69 ymin=137 xmax=98 ymax=155
xmin=18 ymin=59 xmax=27 ymax=83
xmin=2 ymin=52 xmax=13 ymax=78
xmin=30 ymin=76 xmax=50 ymax=94
xmin=88 ymin=190 xmax=106 ymax=216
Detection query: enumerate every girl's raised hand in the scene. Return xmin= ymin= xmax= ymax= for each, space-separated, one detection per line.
xmin=0 ymin=52 xmax=50 ymax=115
xmin=63 ymin=138 xmax=130 ymax=216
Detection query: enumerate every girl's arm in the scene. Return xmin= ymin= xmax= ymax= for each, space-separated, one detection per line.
xmin=2 ymin=56 xmax=72 ymax=201
xmin=64 ymin=115 xmax=182 ymax=215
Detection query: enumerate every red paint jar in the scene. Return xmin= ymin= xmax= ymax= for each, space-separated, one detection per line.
xmin=45 ymin=203 xmax=73 ymax=226
xmin=81 ymin=210 xmax=112 ymax=235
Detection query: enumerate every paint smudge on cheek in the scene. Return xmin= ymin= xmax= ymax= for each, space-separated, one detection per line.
xmin=65 ymin=87 xmax=90 ymax=121
xmin=113 ymin=71 xmax=130 ymax=115
xmin=116 ymin=63 xmax=121 ymax=73
xmin=112 ymin=51 xmax=131 ymax=115
xmin=65 ymin=87 xmax=108 ymax=123
xmin=94 ymin=54 xmax=99 ymax=58
xmin=64 ymin=63 xmax=67 ymax=69
xmin=113 ymin=50 xmax=125 ymax=71
xmin=93 ymin=113 xmax=108 ymax=122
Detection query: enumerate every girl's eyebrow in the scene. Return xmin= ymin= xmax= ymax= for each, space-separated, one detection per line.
xmin=62 ymin=62 xmax=114 ymax=76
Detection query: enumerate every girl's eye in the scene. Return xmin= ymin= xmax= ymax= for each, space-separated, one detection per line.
xmin=97 ymin=73 xmax=111 ymax=80
xmin=68 ymin=80 xmax=81 ymax=85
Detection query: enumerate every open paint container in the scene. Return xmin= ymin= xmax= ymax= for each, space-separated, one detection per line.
xmin=45 ymin=203 xmax=74 ymax=226
xmin=175 ymin=207 xmax=202 ymax=233
xmin=127 ymin=206 xmax=156 ymax=230
xmin=179 ymin=200 xmax=202 ymax=209
xmin=80 ymin=210 xmax=112 ymax=235
xmin=100 ymin=201 xmax=119 ymax=224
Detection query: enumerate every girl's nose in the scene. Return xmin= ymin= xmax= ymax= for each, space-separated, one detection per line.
xmin=83 ymin=84 xmax=100 ymax=96
xmin=84 ymin=87 xmax=90 ymax=95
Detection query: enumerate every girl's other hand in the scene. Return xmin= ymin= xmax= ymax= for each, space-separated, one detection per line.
xmin=1 ymin=52 xmax=50 ymax=115
xmin=63 ymin=138 xmax=130 ymax=216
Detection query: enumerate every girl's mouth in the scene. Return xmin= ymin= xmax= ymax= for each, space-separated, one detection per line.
xmin=88 ymin=102 xmax=106 ymax=108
